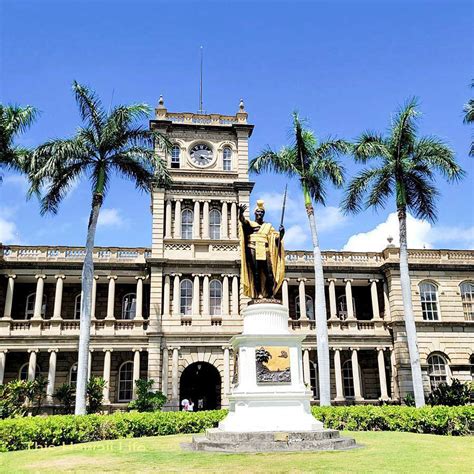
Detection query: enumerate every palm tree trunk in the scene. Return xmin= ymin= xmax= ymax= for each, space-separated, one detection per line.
xmin=398 ymin=207 xmax=425 ymax=407
xmin=303 ymin=187 xmax=331 ymax=406
xmin=74 ymin=192 xmax=102 ymax=415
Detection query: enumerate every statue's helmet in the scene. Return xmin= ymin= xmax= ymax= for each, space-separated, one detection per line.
xmin=254 ymin=200 xmax=265 ymax=213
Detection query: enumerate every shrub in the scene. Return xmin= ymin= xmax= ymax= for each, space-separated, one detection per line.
xmin=427 ymin=379 xmax=471 ymax=406
xmin=87 ymin=376 xmax=106 ymax=414
xmin=403 ymin=393 xmax=415 ymax=406
xmin=128 ymin=379 xmax=167 ymax=412
xmin=0 ymin=378 xmax=47 ymax=419
xmin=55 ymin=383 xmax=75 ymax=414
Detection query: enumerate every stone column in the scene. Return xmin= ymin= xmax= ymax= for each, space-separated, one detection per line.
xmin=91 ymin=276 xmax=98 ymax=320
xmin=106 ymin=276 xmax=117 ymax=320
xmin=377 ymin=348 xmax=389 ymax=400
xmin=298 ymin=278 xmax=307 ymax=319
xmin=52 ymin=275 xmax=66 ymax=320
xmin=351 ymin=348 xmax=363 ymax=401
xmin=102 ymin=349 xmax=112 ymax=403
xmin=282 ymin=278 xmax=289 ymax=310
xmin=221 ymin=201 xmax=229 ymax=239
xmin=333 ymin=349 xmax=344 ymax=401
xmin=32 ymin=275 xmax=46 ymax=320
xmin=390 ymin=349 xmax=399 ymax=400
xmin=383 ymin=281 xmax=391 ymax=320
xmin=3 ymin=275 xmax=16 ymax=319
xmin=46 ymin=349 xmax=58 ymax=403
xmin=171 ymin=347 xmax=179 ymax=401
xmin=192 ymin=274 xmax=200 ymax=316
xmin=370 ymin=279 xmax=381 ymax=320
xmin=202 ymin=274 xmax=210 ymax=316
xmin=172 ymin=274 xmax=181 ymax=316
xmin=222 ymin=274 xmax=229 ymax=316
xmin=161 ymin=347 xmax=169 ymax=397
xmin=328 ymin=278 xmax=337 ymax=320
xmin=344 ymin=279 xmax=355 ymax=320
xmin=193 ymin=200 xmax=200 ymax=239
xmin=0 ymin=350 xmax=7 ymax=385
xmin=132 ymin=349 xmax=141 ymax=399
xmin=223 ymin=346 xmax=230 ymax=396
xmin=163 ymin=275 xmax=171 ymax=316
xmin=28 ymin=349 xmax=38 ymax=381
xmin=174 ymin=199 xmax=182 ymax=239
xmin=303 ymin=349 xmax=311 ymax=385
xmin=202 ymin=201 xmax=210 ymax=239
xmin=231 ymin=275 xmax=239 ymax=316
xmin=135 ymin=276 xmax=145 ymax=320
xmin=165 ymin=199 xmax=172 ymax=238
xmin=230 ymin=202 xmax=238 ymax=239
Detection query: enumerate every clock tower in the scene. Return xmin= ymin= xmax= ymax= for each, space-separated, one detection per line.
xmin=146 ymin=97 xmax=254 ymax=408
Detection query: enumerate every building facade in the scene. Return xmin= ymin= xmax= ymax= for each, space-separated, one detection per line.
xmin=0 ymin=101 xmax=473 ymax=411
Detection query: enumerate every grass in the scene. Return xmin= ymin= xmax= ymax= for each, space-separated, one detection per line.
xmin=0 ymin=431 xmax=472 ymax=473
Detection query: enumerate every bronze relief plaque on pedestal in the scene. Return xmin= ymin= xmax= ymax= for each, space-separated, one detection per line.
xmin=255 ymin=346 xmax=291 ymax=384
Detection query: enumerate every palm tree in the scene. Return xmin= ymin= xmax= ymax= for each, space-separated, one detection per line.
xmin=463 ymin=80 xmax=473 ymax=156
xmin=250 ymin=112 xmax=348 ymax=406
xmin=342 ymin=98 xmax=464 ymax=407
xmin=31 ymin=81 xmax=171 ymax=415
xmin=0 ymin=104 xmax=38 ymax=178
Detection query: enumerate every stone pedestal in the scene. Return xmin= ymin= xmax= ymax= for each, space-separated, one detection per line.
xmin=187 ymin=303 xmax=357 ymax=452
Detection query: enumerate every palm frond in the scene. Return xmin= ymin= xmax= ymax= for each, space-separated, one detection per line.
xmin=1 ymin=104 xmax=38 ymax=136
xmin=404 ymin=171 xmax=439 ymax=223
xmin=352 ymin=132 xmax=388 ymax=162
xmin=389 ymin=96 xmax=419 ymax=160
xmin=72 ymin=81 xmax=106 ymax=135
xmin=109 ymin=150 xmax=155 ymax=192
xmin=249 ymin=148 xmax=297 ymax=177
xmin=342 ymin=168 xmax=384 ymax=214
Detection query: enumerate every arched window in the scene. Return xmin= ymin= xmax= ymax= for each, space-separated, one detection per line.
xmin=74 ymin=293 xmax=82 ymax=320
xmin=209 ymin=209 xmax=221 ymax=239
xmin=118 ymin=361 xmax=134 ymax=402
xmin=122 ymin=293 xmax=137 ymax=320
xmin=427 ymin=353 xmax=449 ymax=390
xmin=420 ymin=282 xmax=439 ymax=321
xmin=210 ymin=279 xmax=222 ymax=315
xmin=223 ymin=147 xmax=232 ymax=171
xmin=337 ymin=295 xmax=357 ymax=320
xmin=69 ymin=363 xmax=78 ymax=388
xmin=171 ymin=145 xmax=180 ymax=168
xmin=342 ymin=360 xmax=355 ymax=398
xmin=25 ymin=293 xmax=46 ymax=319
xmin=295 ymin=295 xmax=314 ymax=320
xmin=180 ymin=279 xmax=193 ymax=315
xmin=181 ymin=208 xmax=193 ymax=239
xmin=460 ymin=282 xmax=474 ymax=321
xmin=19 ymin=363 xmax=41 ymax=381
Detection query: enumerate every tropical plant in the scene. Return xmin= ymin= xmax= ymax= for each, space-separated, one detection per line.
xmin=250 ymin=112 xmax=348 ymax=406
xmin=128 ymin=379 xmax=167 ymax=412
xmin=0 ymin=104 xmax=38 ymax=179
xmin=54 ymin=383 xmax=75 ymax=414
xmin=462 ymin=80 xmax=474 ymax=156
xmin=86 ymin=376 xmax=106 ymax=414
xmin=427 ymin=379 xmax=471 ymax=406
xmin=342 ymin=97 xmax=464 ymax=407
xmin=30 ymin=81 xmax=171 ymax=415
xmin=0 ymin=378 xmax=47 ymax=419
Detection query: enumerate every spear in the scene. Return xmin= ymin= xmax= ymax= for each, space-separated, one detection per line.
xmin=280 ymin=184 xmax=288 ymax=229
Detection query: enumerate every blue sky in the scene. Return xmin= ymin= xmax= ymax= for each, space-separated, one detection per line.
xmin=0 ymin=0 xmax=473 ymax=251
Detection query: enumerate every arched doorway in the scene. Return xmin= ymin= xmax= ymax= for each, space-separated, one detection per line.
xmin=180 ymin=362 xmax=221 ymax=410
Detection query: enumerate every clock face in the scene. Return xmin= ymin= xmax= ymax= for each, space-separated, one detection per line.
xmin=190 ymin=143 xmax=213 ymax=167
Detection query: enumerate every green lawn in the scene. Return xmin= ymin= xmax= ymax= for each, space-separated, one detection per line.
xmin=0 ymin=431 xmax=472 ymax=473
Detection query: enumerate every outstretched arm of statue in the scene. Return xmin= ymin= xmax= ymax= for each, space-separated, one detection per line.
xmin=238 ymin=204 xmax=248 ymax=224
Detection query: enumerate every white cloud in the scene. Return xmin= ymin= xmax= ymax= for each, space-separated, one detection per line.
xmin=97 ymin=208 xmax=124 ymax=228
xmin=342 ymin=212 xmax=474 ymax=252
xmin=284 ymin=224 xmax=310 ymax=249
xmin=0 ymin=216 xmax=20 ymax=243
xmin=315 ymin=206 xmax=348 ymax=232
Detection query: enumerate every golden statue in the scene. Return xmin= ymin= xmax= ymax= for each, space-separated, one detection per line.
xmin=239 ymin=200 xmax=285 ymax=299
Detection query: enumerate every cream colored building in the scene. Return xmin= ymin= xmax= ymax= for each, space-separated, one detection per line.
xmin=0 ymin=101 xmax=472 ymax=410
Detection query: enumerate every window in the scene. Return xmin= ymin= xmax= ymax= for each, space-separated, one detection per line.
xmin=69 ymin=363 xmax=78 ymax=388
xmin=295 ymin=295 xmax=314 ymax=320
xmin=342 ymin=360 xmax=355 ymax=398
xmin=209 ymin=209 xmax=221 ymax=239
xmin=118 ymin=361 xmax=134 ymax=402
xmin=19 ymin=363 xmax=41 ymax=381
xmin=337 ymin=295 xmax=357 ymax=320
xmin=427 ymin=353 xmax=449 ymax=390
xmin=470 ymin=354 xmax=474 ymax=381
xmin=460 ymin=282 xmax=474 ymax=321
xmin=223 ymin=147 xmax=232 ymax=171
xmin=171 ymin=145 xmax=180 ymax=168
xmin=122 ymin=293 xmax=137 ymax=320
xmin=25 ymin=293 xmax=46 ymax=319
xmin=181 ymin=209 xmax=193 ymax=239
xmin=309 ymin=360 xmax=319 ymax=399
xmin=74 ymin=293 xmax=82 ymax=320
xmin=210 ymin=279 xmax=222 ymax=315
xmin=420 ymin=282 xmax=439 ymax=321
xmin=180 ymin=279 xmax=193 ymax=315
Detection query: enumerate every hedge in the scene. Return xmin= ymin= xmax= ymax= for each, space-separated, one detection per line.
xmin=0 ymin=406 xmax=472 ymax=452
xmin=312 ymin=405 xmax=474 ymax=436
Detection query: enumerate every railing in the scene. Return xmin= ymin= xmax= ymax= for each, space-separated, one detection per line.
xmin=158 ymin=111 xmax=246 ymax=125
